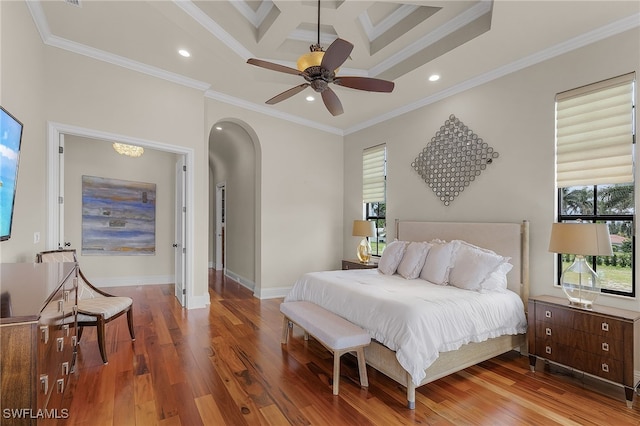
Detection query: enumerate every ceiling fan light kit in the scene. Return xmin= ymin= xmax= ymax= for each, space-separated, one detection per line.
xmin=246 ymin=1 xmax=394 ymax=116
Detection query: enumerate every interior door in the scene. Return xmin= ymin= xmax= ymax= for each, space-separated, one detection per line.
xmin=174 ymin=156 xmax=186 ymax=306
xmin=215 ymin=183 xmax=226 ymax=270
xmin=58 ymin=133 xmax=66 ymax=249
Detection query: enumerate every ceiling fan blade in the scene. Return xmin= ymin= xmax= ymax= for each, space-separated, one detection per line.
xmin=321 ymin=38 xmax=353 ymax=72
xmin=265 ymin=83 xmax=310 ymax=105
xmin=321 ymin=87 xmax=343 ymax=116
xmin=334 ymin=76 xmax=395 ymax=93
xmin=247 ymin=58 xmax=301 ymax=76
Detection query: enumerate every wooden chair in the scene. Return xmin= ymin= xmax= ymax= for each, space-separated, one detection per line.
xmin=37 ymin=249 xmax=135 ymax=364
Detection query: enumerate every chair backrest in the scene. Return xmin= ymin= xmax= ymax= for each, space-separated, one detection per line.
xmin=37 ymin=249 xmax=99 ymax=299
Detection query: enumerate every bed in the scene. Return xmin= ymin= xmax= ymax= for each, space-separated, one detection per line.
xmin=284 ymin=220 xmax=529 ymax=408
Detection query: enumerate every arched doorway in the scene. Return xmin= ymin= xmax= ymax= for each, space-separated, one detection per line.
xmin=208 ymin=119 xmax=261 ymax=294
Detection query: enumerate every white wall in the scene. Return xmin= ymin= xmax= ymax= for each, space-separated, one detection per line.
xmin=205 ymin=101 xmax=344 ymax=298
xmin=344 ymin=27 xmax=640 ymax=312
xmin=64 ymin=135 xmax=177 ymax=285
xmin=0 ymin=0 xmax=47 ymax=263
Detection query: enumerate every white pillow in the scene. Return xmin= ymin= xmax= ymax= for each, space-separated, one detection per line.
xmin=378 ymin=240 xmax=408 ymax=275
xmin=479 ymin=262 xmax=513 ymax=293
xmin=448 ymin=240 xmax=511 ymax=291
xmin=419 ymin=240 xmax=457 ymax=285
xmin=397 ymin=242 xmax=431 ymax=279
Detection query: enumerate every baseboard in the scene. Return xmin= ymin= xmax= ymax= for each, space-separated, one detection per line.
xmin=256 ymin=286 xmax=292 ymax=300
xmin=224 ymin=270 xmax=255 ymax=292
xmin=91 ymin=275 xmax=174 ymax=288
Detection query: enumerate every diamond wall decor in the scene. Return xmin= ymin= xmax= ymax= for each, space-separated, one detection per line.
xmin=411 ymin=114 xmax=499 ymax=206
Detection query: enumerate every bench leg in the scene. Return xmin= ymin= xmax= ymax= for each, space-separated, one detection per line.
xmin=356 ymin=347 xmax=368 ymax=388
xmin=281 ymin=316 xmax=290 ymax=344
xmin=333 ymin=350 xmax=341 ymax=395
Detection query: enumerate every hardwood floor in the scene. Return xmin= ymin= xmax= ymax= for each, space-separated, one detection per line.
xmin=59 ymin=270 xmax=640 ymax=425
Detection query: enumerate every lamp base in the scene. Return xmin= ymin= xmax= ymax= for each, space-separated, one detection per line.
xmin=357 ymin=238 xmax=372 ymax=263
xmin=561 ymin=255 xmax=600 ymax=309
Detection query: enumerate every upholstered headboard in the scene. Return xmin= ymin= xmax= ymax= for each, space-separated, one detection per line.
xmin=396 ymin=220 xmax=530 ymax=305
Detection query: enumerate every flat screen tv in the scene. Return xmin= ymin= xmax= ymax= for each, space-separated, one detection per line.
xmin=0 ymin=106 xmax=23 ymax=241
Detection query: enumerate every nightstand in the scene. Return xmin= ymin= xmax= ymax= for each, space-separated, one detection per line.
xmin=528 ymin=295 xmax=640 ymax=407
xmin=342 ymin=259 xmax=378 ymax=270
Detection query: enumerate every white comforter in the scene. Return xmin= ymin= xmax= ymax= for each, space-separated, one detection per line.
xmin=284 ymin=269 xmax=527 ymax=385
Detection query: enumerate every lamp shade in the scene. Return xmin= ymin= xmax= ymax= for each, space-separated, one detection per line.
xmin=352 ymin=220 xmax=375 ymax=238
xmin=548 ymin=222 xmax=613 ymax=256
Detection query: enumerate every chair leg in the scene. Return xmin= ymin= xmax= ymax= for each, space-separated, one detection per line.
xmin=356 ymin=347 xmax=369 ymax=388
xmin=126 ymin=307 xmax=135 ymax=341
xmin=96 ymin=316 xmax=108 ymax=364
xmin=281 ymin=316 xmax=290 ymax=344
xmin=332 ymin=350 xmax=341 ymax=395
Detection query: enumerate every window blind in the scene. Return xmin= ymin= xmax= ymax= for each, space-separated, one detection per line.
xmin=555 ymin=72 xmax=635 ymax=188
xmin=363 ymin=144 xmax=386 ymax=203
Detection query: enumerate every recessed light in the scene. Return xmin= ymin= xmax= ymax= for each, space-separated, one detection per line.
xmin=306 ymin=95 xmax=315 ymax=102
xmin=215 ymin=126 xmax=222 ymax=131
xmin=428 ymin=74 xmax=440 ymax=82
xmin=178 ymin=49 xmax=191 ymax=58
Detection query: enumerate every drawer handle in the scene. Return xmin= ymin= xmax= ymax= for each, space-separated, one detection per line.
xmin=602 ymin=322 xmax=609 ymax=332
xmin=545 ymin=327 xmax=552 ymax=336
xmin=57 ymin=337 xmax=64 ymax=352
xmin=40 ymin=326 xmax=49 ymax=344
xmin=602 ymin=363 xmax=609 ymax=373
xmin=58 ymin=300 xmax=64 ymax=312
xmin=62 ymin=361 xmax=69 ymax=376
xmin=545 ymin=346 xmax=552 ymax=355
xmin=72 ymin=336 xmax=77 ymax=347
xmin=545 ymin=310 xmax=552 ymax=318
xmin=64 ymin=290 xmax=70 ymax=302
xmin=40 ymin=374 xmax=49 ymax=394
xmin=62 ymin=324 xmax=70 ymax=336
xmin=602 ymin=342 xmax=609 ymax=352
xmin=56 ymin=378 xmax=65 ymax=394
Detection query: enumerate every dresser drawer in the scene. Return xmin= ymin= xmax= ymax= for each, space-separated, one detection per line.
xmin=535 ymin=303 xmax=626 ymax=340
xmin=534 ymin=322 xmax=624 ymax=360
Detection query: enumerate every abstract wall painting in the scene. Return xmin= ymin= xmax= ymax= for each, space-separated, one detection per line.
xmin=82 ymin=175 xmax=156 ymax=255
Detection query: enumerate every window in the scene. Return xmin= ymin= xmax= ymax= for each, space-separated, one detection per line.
xmin=363 ymin=144 xmax=386 ymax=256
xmin=555 ymin=72 xmax=636 ymax=297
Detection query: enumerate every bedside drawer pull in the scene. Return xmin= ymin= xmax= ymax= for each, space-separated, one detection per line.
xmin=62 ymin=361 xmax=69 ymax=376
xmin=602 ymin=363 xmax=609 ymax=373
xmin=56 ymin=337 xmax=64 ymax=352
xmin=545 ymin=346 xmax=552 ymax=355
xmin=602 ymin=342 xmax=609 ymax=352
xmin=62 ymin=324 xmax=70 ymax=336
xmin=58 ymin=300 xmax=64 ymax=312
xmin=40 ymin=326 xmax=49 ymax=344
xmin=602 ymin=322 xmax=609 ymax=332
xmin=56 ymin=378 xmax=65 ymax=394
xmin=545 ymin=327 xmax=552 ymax=336
xmin=72 ymin=335 xmax=77 ymax=347
xmin=63 ymin=290 xmax=70 ymax=302
xmin=545 ymin=310 xmax=552 ymax=318
xmin=40 ymin=374 xmax=49 ymax=394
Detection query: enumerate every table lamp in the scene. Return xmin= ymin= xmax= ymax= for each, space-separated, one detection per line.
xmin=352 ymin=220 xmax=376 ymax=263
xmin=548 ymin=222 xmax=612 ymax=308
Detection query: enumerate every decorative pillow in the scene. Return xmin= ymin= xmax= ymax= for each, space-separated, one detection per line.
xmin=479 ymin=262 xmax=513 ymax=293
xmin=448 ymin=240 xmax=511 ymax=291
xmin=397 ymin=242 xmax=431 ymax=279
xmin=419 ymin=240 xmax=457 ymax=285
xmin=378 ymin=240 xmax=408 ymax=275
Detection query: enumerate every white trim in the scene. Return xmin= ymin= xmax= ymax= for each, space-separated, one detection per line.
xmin=256 ymin=286 xmax=292 ymax=300
xmin=224 ymin=269 xmax=255 ymax=292
xmin=46 ymin=122 xmax=199 ymax=309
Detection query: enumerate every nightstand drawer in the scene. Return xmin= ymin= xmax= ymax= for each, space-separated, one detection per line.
xmin=535 ymin=303 xmax=626 ymax=340
xmin=534 ymin=322 xmax=624 ymax=360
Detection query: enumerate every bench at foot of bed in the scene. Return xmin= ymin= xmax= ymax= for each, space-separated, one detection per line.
xmin=280 ymin=301 xmax=371 ymax=395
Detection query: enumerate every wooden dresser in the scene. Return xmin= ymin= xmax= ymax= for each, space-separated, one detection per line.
xmin=0 ymin=262 xmax=78 ymax=425
xmin=528 ymin=295 xmax=640 ymax=407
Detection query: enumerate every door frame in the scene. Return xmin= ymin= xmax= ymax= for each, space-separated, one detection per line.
xmin=46 ymin=121 xmax=196 ymax=307
xmin=215 ymin=182 xmax=226 ymax=270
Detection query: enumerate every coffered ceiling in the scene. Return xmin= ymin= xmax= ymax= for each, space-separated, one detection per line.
xmin=26 ymin=1 xmax=640 ymax=134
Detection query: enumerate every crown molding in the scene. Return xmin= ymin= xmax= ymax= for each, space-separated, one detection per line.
xmin=345 ymin=12 xmax=640 ymax=135
xmin=205 ymin=90 xmax=343 ymax=136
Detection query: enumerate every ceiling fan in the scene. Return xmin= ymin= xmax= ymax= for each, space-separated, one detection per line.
xmin=246 ymin=0 xmax=395 ymax=116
